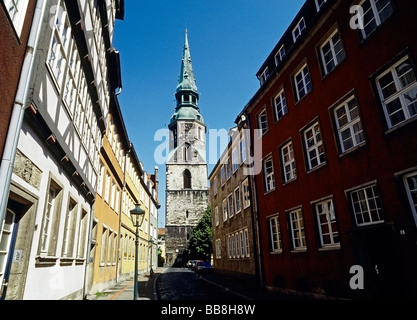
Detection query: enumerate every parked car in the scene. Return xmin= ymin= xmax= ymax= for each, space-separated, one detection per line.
xmin=190 ymin=260 xmax=202 ymax=271
xmin=195 ymin=261 xmax=214 ymax=274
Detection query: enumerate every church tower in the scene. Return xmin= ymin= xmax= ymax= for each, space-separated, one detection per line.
xmin=165 ymin=30 xmax=209 ymax=266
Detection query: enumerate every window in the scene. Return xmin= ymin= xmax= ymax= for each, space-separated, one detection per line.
xmin=260 ymin=67 xmax=269 ymax=85
xmin=268 ymin=215 xmax=282 ymax=253
xmin=40 ymin=180 xmax=63 ymax=256
xmin=183 ymin=143 xmax=190 ymax=161
xmin=280 ymin=141 xmax=297 ymax=183
xmin=220 ymin=165 xmax=226 ymax=186
xmin=61 ymin=198 xmax=78 ymax=258
xmin=404 ymin=172 xmax=417 ymax=227
xmin=240 ymin=134 xmax=247 ymax=164
xmin=314 ymin=198 xmax=340 ymax=248
xmin=97 ymin=161 xmax=104 ymax=196
xmin=242 ymin=178 xmax=251 ymax=209
xmin=315 ymin=0 xmax=327 ymax=11
xmin=376 ymin=56 xmax=417 ymax=129
xmin=274 ymin=45 xmax=286 ymax=66
xmin=320 ymin=30 xmax=345 ymax=75
xmin=292 ymin=17 xmax=306 ymax=42
xmin=47 ymin=2 xmax=71 ymax=87
xmin=244 ymin=229 xmax=250 ymax=257
xmin=232 ymin=147 xmax=239 ymax=173
xmin=214 ymin=206 xmax=219 ymax=227
xmin=4 ymin=0 xmax=29 ymax=36
xmin=348 ymin=183 xmax=384 ymax=226
xmin=333 ymin=96 xmax=365 ymax=153
xmin=234 ymin=187 xmax=241 ymax=214
xmin=359 ymin=0 xmax=393 ymax=39
xmin=104 ymin=172 xmax=111 ymax=203
xmin=183 ymin=169 xmax=192 ymax=189
xmin=110 ymin=180 xmax=116 ymax=209
xmin=263 ymin=155 xmax=276 ymax=192
xmin=222 ymin=198 xmax=228 ymax=221
xmin=77 ymin=209 xmax=88 ymax=259
xmin=272 ymin=89 xmax=288 ymax=122
xmin=288 ymin=208 xmax=306 ymax=250
xmin=257 ymin=109 xmax=269 ymax=137
xmin=100 ymin=226 xmax=108 ymax=265
xmin=294 ymin=64 xmax=312 ymax=101
xmin=228 ymin=193 xmax=234 ymax=218
xmin=303 ymin=122 xmax=326 ymax=170
xmin=226 ymin=157 xmax=232 ymax=180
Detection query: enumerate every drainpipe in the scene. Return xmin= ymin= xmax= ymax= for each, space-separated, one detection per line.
xmin=244 ymin=109 xmax=265 ymax=289
xmin=0 ymin=0 xmax=47 ymax=234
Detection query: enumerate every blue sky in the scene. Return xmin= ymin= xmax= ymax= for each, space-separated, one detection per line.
xmin=112 ymin=0 xmax=305 ymax=227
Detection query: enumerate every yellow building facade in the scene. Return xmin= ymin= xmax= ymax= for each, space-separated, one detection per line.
xmin=88 ymin=99 xmax=129 ymax=294
xmin=120 ymin=145 xmax=150 ymax=279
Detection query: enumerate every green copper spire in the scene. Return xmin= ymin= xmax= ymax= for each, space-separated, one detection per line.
xmin=176 ymin=29 xmax=198 ymax=94
xmin=170 ymin=29 xmax=204 ymax=124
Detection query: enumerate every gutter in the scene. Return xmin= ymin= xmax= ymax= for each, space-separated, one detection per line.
xmin=0 ymin=0 xmax=47 ymax=233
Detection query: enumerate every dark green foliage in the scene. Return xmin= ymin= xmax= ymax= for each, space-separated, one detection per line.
xmin=188 ymin=205 xmax=212 ymax=261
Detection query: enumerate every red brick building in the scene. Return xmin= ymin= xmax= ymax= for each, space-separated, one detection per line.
xmin=238 ymin=0 xmax=417 ymax=298
xmin=0 ymin=0 xmax=36 ymax=159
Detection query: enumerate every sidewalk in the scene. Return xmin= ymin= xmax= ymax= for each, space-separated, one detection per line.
xmin=89 ymin=267 xmax=165 ymax=300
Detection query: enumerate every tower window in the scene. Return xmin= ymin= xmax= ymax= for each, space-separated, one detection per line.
xmin=183 ymin=143 xmax=190 ymax=161
xmin=183 ymin=169 xmax=192 ymax=189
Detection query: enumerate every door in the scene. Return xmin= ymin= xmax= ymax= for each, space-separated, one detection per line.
xmin=0 ymin=209 xmax=17 ymax=300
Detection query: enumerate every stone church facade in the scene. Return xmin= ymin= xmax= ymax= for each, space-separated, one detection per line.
xmin=165 ymin=31 xmax=209 ymax=266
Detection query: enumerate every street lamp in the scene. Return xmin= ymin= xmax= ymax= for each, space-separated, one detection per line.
xmin=130 ymin=203 xmax=145 ymax=300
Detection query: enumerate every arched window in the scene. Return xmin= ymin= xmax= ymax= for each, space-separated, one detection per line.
xmin=183 ymin=143 xmax=190 ymax=161
xmin=183 ymin=169 xmax=192 ymax=189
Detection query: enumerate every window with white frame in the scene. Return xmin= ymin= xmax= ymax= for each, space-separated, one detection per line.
xmin=222 ymin=198 xmax=228 ymax=221
xmin=232 ymin=147 xmax=239 ymax=173
xmin=349 ymin=183 xmax=384 ymax=226
xmin=260 ymin=67 xmax=269 ymax=85
xmin=47 ymin=2 xmax=71 ymax=87
xmin=40 ymin=180 xmax=62 ymax=256
xmin=100 ymin=226 xmax=108 ymax=265
xmin=280 ymin=141 xmax=297 ymax=183
xmin=220 ymin=165 xmax=226 ymax=186
xmin=268 ymin=215 xmax=282 ymax=253
xmin=376 ymin=56 xmax=417 ymax=129
xmin=288 ymin=208 xmax=306 ymax=250
xmin=292 ymin=17 xmax=306 ymax=42
xmin=77 ymin=208 xmax=88 ymax=259
xmin=274 ymin=45 xmax=286 ymax=66
xmin=240 ymin=134 xmax=247 ymax=164
xmin=315 ymin=0 xmax=327 ymax=11
xmin=244 ymin=229 xmax=250 ymax=257
xmin=294 ymin=64 xmax=312 ymax=101
xmin=257 ymin=109 xmax=269 ymax=137
xmin=272 ymin=89 xmax=288 ymax=122
xmin=263 ymin=155 xmax=276 ymax=192
xmin=359 ymin=0 xmax=393 ymax=39
xmin=404 ymin=172 xmax=417 ymax=227
xmin=104 ymin=172 xmax=111 ymax=203
xmin=303 ymin=122 xmax=326 ymax=170
xmin=228 ymin=193 xmax=234 ymax=218
xmin=234 ymin=187 xmax=241 ymax=214
xmin=214 ymin=206 xmax=219 ymax=226
xmin=242 ymin=178 xmax=251 ymax=209
xmin=333 ymin=96 xmax=365 ymax=153
xmin=320 ymin=29 xmax=345 ymax=75
xmin=4 ymin=0 xmax=29 ymax=36
xmin=97 ymin=161 xmax=104 ymax=196
xmin=61 ymin=198 xmax=78 ymax=258
xmin=314 ymin=198 xmax=340 ymax=248
xmin=226 ymin=157 xmax=232 ymax=180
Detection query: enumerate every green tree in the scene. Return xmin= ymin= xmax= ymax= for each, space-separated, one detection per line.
xmin=188 ymin=205 xmax=212 ymax=261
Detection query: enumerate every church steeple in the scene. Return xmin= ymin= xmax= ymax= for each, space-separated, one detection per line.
xmin=176 ymin=29 xmax=198 ymax=94
xmin=170 ymin=30 xmax=203 ymax=124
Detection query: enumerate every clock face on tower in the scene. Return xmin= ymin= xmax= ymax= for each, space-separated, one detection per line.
xmin=181 ymin=123 xmax=193 ymax=135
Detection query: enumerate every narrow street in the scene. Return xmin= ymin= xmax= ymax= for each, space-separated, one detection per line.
xmin=156 ymin=267 xmax=244 ymax=300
